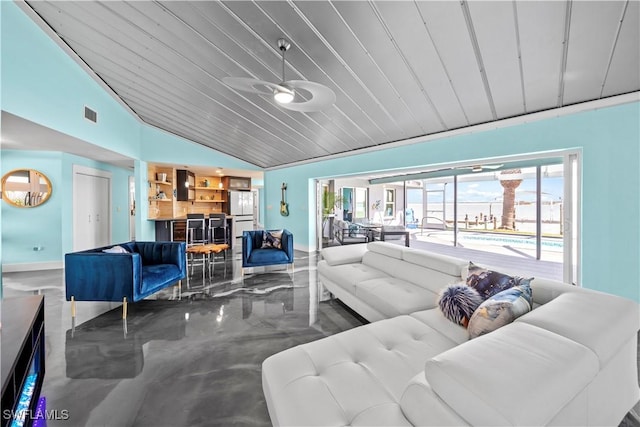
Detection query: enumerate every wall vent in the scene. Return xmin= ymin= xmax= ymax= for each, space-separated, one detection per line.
xmin=84 ymin=106 xmax=97 ymax=123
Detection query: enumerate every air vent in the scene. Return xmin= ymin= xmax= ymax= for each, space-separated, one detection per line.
xmin=84 ymin=106 xmax=97 ymax=123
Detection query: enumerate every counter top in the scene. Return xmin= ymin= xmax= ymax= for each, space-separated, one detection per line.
xmin=148 ymin=215 xmax=234 ymax=221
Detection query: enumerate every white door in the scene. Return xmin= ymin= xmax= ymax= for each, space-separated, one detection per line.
xmin=73 ymin=166 xmax=111 ymax=251
xmin=129 ymin=176 xmax=135 ymax=240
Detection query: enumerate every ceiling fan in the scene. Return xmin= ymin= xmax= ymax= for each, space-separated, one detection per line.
xmin=222 ymin=38 xmax=336 ymax=112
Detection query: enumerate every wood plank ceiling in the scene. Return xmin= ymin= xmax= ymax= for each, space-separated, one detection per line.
xmin=24 ymin=1 xmax=640 ymax=168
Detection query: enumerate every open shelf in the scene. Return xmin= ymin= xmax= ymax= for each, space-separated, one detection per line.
xmin=153 ymin=180 xmax=172 ymax=186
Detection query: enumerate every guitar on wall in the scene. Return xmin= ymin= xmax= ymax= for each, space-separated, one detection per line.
xmin=280 ymin=183 xmax=289 ymax=217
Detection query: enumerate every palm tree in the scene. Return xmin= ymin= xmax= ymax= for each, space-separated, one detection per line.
xmin=499 ymin=169 xmax=522 ymax=230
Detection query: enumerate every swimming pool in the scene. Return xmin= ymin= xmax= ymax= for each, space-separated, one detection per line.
xmin=459 ymin=233 xmax=563 ymax=248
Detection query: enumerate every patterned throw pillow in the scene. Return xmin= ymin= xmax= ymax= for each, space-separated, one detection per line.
xmin=467 ymin=282 xmax=533 ymax=339
xmin=466 ymin=262 xmax=532 ymax=300
xmin=261 ymin=230 xmax=283 ymax=249
xmin=438 ymin=283 xmax=484 ymax=328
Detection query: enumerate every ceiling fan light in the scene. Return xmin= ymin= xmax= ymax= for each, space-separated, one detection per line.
xmin=471 ymin=165 xmax=483 ymax=173
xmin=274 ymin=87 xmax=294 ymax=104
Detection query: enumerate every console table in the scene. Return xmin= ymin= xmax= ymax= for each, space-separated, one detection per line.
xmin=1 ymin=295 xmax=46 ymax=427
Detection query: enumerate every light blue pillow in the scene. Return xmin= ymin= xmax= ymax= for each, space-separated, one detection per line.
xmin=468 ymin=282 xmax=533 ymax=339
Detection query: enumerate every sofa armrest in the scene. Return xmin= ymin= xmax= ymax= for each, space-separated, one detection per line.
xmin=65 ymin=252 xmax=142 ymax=301
xmin=281 ymin=230 xmax=294 ymax=262
xmin=242 ymin=231 xmax=254 ymax=266
xmin=424 ymin=322 xmax=598 ymax=426
xmin=321 ymin=243 xmax=368 ymax=266
xmin=400 ymin=373 xmax=469 ymax=426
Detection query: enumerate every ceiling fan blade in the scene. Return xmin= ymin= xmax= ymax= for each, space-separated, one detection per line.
xmin=222 ymin=77 xmax=283 ymax=96
xmin=277 ymin=80 xmax=336 ymax=112
xmin=483 ymin=164 xmax=504 ymax=169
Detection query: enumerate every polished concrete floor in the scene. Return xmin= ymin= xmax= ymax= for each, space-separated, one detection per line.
xmin=2 ymin=247 xmax=639 ymax=426
xmin=2 ymin=250 xmax=365 ymax=426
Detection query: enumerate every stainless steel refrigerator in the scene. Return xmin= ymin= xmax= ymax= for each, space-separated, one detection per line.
xmin=228 ymin=190 xmax=254 ymax=238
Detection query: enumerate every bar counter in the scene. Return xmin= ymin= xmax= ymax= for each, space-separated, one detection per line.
xmin=149 ymin=215 xmax=234 ymax=248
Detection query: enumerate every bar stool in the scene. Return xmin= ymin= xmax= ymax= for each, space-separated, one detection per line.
xmin=186 ymin=214 xmax=206 ymax=286
xmin=186 ymin=214 xmax=206 ymax=246
xmin=208 ymin=213 xmax=229 ymax=245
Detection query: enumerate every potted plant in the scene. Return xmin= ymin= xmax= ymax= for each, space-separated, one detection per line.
xmin=322 ymin=191 xmax=343 ymax=242
xmin=322 ymin=191 xmax=343 ymax=216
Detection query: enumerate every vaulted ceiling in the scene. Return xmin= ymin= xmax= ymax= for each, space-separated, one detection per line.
xmin=24 ymin=1 xmax=640 ymax=168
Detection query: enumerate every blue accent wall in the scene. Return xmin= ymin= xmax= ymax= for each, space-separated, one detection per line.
xmin=1 ymin=2 xmax=259 ymax=262
xmin=1 ymin=150 xmax=133 ymax=266
xmin=265 ymin=102 xmax=640 ymax=302
xmin=1 ymin=1 xmax=142 ymax=158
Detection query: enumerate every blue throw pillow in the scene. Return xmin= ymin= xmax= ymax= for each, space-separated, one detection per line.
xmin=466 ymin=262 xmax=532 ymax=300
xmin=467 ymin=282 xmax=533 ymax=339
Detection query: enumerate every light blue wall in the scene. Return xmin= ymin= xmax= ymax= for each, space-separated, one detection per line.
xmin=1 ymin=150 xmax=133 ymax=266
xmin=1 ymin=1 xmax=142 ymax=159
xmin=265 ymin=102 xmax=640 ymax=302
xmin=141 ymin=126 xmax=259 ymax=171
xmin=1 ymin=1 xmax=262 ymax=252
xmin=1 ymin=151 xmax=63 ymax=265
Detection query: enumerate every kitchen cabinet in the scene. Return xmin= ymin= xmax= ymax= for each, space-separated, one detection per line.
xmin=223 ymin=176 xmax=251 ymax=190
xmin=176 ymin=170 xmax=195 ymax=201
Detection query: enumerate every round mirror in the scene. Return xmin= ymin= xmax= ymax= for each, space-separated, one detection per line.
xmin=1 ymin=169 xmax=52 ymax=208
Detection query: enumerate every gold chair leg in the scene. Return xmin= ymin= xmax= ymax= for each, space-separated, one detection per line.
xmin=71 ymin=296 xmax=76 ymax=319
xmin=122 ymin=297 xmax=128 ymax=320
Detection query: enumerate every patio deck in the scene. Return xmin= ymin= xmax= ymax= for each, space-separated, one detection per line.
xmin=406 ymin=237 xmax=564 ymax=282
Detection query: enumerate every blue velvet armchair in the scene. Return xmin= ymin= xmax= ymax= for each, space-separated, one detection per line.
xmin=65 ymin=241 xmax=186 ymax=318
xmin=242 ymin=230 xmax=294 ymax=275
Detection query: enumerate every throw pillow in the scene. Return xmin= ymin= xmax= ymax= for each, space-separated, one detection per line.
xmin=102 ymin=245 xmax=128 ymax=254
xmin=261 ymin=230 xmax=283 ymax=249
xmin=437 ymin=283 xmax=484 ymax=328
xmin=466 ymin=262 xmax=532 ymax=300
xmin=348 ymin=223 xmax=359 ymax=237
xmin=467 ymin=282 xmax=533 ymax=339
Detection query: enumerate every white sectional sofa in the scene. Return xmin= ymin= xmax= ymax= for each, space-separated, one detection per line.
xmin=317 ymin=242 xmax=469 ymax=321
xmin=262 ymin=242 xmax=640 ymax=426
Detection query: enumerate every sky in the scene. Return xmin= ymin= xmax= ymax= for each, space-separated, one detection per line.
xmin=409 ymin=176 xmax=564 ymax=204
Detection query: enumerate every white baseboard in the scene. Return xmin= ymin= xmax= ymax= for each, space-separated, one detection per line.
xmin=294 ymin=243 xmax=314 ymax=253
xmin=3 ymin=261 xmax=64 ymax=272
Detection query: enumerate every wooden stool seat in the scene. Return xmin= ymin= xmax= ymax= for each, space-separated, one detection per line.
xmin=185 ymin=244 xmax=229 ymax=285
xmin=186 ymin=243 xmax=229 ymax=255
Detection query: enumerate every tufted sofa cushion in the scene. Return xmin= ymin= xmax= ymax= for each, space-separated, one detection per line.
xmin=262 ymin=315 xmax=459 ymax=426
xmin=355 ymin=277 xmax=439 ymax=318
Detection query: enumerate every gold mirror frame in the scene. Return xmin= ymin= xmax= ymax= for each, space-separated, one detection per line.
xmin=1 ymin=169 xmax=52 ymax=208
